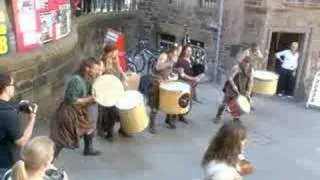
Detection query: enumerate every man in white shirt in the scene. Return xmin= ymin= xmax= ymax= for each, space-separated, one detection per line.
xmin=275 ymin=42 xmax=299 ymax=98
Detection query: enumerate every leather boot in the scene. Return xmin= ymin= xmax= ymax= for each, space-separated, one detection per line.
xmin=149 ymin=111 xmax=157 ymax=134
xmin=178 ymin=115 xmax=189 ymax=124
xmin=83 ymin=133 xmax=101 ymax=156
xmin=233 ymin=117 xmax=241 ymax=122
xmin=214 ymin=105 xmax=225 ymax=124
xmin=165 ymin=115 xmax=176 ymax=129
xmin=119 ymin=127 xmax=132 ymax=137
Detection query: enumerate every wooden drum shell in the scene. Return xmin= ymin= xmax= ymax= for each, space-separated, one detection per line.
xmin=253 ymin=71 xmax=279 ymax=96
xmin=159 ymin=82 xmax=191 ymax=115
xmin=116 ymin=91 xmax=149 ymax=134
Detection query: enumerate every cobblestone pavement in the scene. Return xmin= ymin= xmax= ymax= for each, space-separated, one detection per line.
xmin=33 ymin=83 xmax=320 ymax=180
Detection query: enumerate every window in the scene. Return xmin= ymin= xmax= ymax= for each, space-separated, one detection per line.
xmin=245 ymin=0 xmax=264 ymax=6
xmin=199 ymin=0 xmax=217 ymax=8
xmin=285 ymin=0 xmax=320 ymax=5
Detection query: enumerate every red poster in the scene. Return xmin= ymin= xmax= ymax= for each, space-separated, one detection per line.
xmin=12 ymin=0 xmax=40 ymax=52
xmin=12 ymin=0 xmax=71 ymax=52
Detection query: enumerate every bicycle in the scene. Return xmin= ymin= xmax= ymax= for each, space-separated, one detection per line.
xmin=126 ymin=39 xmax=161 ymax=75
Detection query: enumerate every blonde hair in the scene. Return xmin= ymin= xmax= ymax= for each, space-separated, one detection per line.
xmin=11 ymin=136 xmax=55 ymax=180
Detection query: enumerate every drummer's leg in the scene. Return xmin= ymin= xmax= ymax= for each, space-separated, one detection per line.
xmin=165 ymin=114 xmax=177 ymax=129
xmin=149 ymin=108 xmax=158 ymax=134
xmin=214 ymin=95 xmax=228 ymax=124
xmin=105 ymin=107 xmax=117 ymax=141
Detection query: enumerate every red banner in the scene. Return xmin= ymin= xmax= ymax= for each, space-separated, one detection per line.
xmin=12 ymin=0 xmax=71 ymax=52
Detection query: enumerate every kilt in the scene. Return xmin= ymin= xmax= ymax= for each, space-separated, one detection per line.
xmin=50 ymin=102 xmax=93 ymax=149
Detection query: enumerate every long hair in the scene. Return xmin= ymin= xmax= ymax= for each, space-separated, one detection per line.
xmin=201 ymin=121 xmax=247 ymax=167
xmin=101 ymin=44 xmax=118 ymax=71
xmin=11 ymin=136 xmax=55 ymax=180
xmin=179 ymin=44 xmax=192 ymax=59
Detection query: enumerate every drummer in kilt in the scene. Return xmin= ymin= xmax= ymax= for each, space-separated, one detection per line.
xmin=148 ymin=45 xmax=182 ymax=134
xmin=50 ymin=57 xmax=101 ymax=160
xmin=214 ymin=55 xmax=254 ymax=124
xmin=97 ymin=44 xmax=130 ymax=142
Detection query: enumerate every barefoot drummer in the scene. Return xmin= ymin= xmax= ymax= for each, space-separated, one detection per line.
xmin=214 ymin=55 xmax=254 ymax=123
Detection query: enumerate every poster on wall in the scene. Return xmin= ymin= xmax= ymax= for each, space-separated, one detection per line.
xmin=0 ymin=1 xmax=10 ymax=56
xmin=39 ymin=12 xmax=53 ymax=43
xmin=12 ymin=0 xmax=40 ymax=52
xmin=55 ymin=3 xmax=71 ymax=39
xmin=12 ymin=0 xmax=71 ymax=52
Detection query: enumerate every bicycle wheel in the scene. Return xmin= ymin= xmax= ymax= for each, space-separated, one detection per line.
xmin=132 ymin=53 xmax=146 ymax=73
xmin=126 ymin=61 xmax=137 ymax=72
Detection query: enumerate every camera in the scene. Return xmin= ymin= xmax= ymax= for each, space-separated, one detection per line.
xmin=18 ymin=100 xmax=38 ymax=114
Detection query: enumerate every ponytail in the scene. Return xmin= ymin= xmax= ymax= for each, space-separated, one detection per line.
xmin=12 ymin=160 xmax=28 ymax=180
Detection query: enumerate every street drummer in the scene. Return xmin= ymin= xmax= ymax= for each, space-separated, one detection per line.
xmin=174 ymin=45 xmax=203 ymax=124
xmin=50 ymin=57 xmax=101 ymax=160
xmin=148 ymin=44 xmax=182 ymax=134
xmin=240 ymin=43 xmax=265 ymax=70
xmin=97 ymin=44 xmax=130 ymax=142
xmin=214 ymin=55 xmax=254 ymax=124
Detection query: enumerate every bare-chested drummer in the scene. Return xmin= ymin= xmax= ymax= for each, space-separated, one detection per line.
xmin=148 ymin=44 xmax=182 ymax=134
xmin=214 ymin=55 xmax=254 ymax=124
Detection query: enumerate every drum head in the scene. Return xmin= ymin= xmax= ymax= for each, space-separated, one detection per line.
xmin=92 ymin=74 xmax=124 ymax=107
xmin=237 ymin=95 xmax=251 ymax=114
xmin=254 ymin=70 xmax=279 ymax=81
xmin=160 ymin=81 xmax=190 ymax=93
xmin=116 ymin=90 xmax=143 ymax=110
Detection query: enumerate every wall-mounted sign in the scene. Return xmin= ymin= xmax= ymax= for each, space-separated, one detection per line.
xmin=0 ymin=1 xmax=10 ymax=56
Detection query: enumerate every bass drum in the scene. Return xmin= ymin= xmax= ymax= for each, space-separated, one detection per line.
xmin=92 ymin=74 xmax=124 ymax=107
xmin=116 ymin=90 xmax=149 ymax=134
xmin=227 ymin=95 xmax=251 ymax=118
xmin=159 ymin=81 xmax=191 ymax=114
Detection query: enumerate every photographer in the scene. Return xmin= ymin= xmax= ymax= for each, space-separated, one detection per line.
xmin=0 ymin=73 xmax=37 ymax=178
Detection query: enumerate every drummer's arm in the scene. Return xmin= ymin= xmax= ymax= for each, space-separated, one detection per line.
xmin=171 ymin=45 xmax=182 ymax=63
xmin=247 ymin=73 xmax=254 ymax=95
xmin=228 ymin=66 xmax=240 ymax=94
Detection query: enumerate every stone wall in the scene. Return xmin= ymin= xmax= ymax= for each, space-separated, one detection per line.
xmin=138 ymin=0 xmax=219 ymax=79
xmin=0 ymin=12 xmax=139 ymax=119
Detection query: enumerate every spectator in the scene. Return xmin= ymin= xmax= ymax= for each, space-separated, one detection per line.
xmin=201 ymin=121 xmax=247 ymax=180
xmin=2 ymin=136 xmax=68 ymax=180
xmin=0 ymin=73 xmax=37 ymax=178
